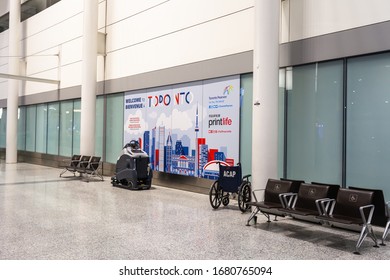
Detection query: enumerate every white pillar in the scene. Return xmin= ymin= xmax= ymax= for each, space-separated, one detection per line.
xmin=6 ymin=0 xmax=21 ymax=164
xmin=80 ymin=0 xmax=98 ymax=155
xmin=251 ymin=0 xmax=280 ymax=193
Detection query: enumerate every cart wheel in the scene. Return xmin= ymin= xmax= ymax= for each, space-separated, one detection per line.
xmin=222 ymin=195 xmax=230 ymax=206
xmin=209 ymin=181 xmax=222 ymax=209
xmin=238 ymin=182 xmax=251 ymax=212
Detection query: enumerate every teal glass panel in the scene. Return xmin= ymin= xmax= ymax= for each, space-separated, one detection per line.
xmin=59 ymin=101 xmax=73 ymax=156
xmin=240 ymin=73 xmax=253 ymax=177
xmin=17 ymin=107 xmax=26 ymax=150
xmin=47 ymin=102 xmax=59 ymax=155
xmin=26 ymin=105 xmax=37 ymax=152
xmin=286 ymin=60 xmax=343 ymax=184
xmin=346 ymin=53 xmax=390 ymax=200
xmin=0 ymin=108 xmax=6 ymax=148
xmin=106 ymin=93 xmax=124 ymax=163
xmin=72 ymin=100 xmax=81 ymax=155
xmin=35 ymin=104 xmax=47 ymax=153
xmin=95 ymin=96 xmax=104 ymax=157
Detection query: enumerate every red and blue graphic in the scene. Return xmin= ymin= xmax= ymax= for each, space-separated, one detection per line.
xmin=124 ymin=75 xmax=240 ymax=179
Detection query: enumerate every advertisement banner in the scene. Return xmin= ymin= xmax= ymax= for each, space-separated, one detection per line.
xmin=123 ymin=75 xmax=240 ymax=179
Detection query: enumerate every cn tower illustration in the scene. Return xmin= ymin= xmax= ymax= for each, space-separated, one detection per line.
xmin=194 ymin=103 xmax=199 ymax=176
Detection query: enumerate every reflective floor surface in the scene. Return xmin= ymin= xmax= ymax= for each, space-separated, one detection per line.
xmin=0 ymin=162 xmax=389 ymax=260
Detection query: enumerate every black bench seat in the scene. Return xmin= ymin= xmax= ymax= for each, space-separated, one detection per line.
xmin=279 ymin=183 xmax=340 ymax=219
xmin=315 ymin=188 xmax=379 ymax=254
xmin=246 ymin=178 xmax=300 ymax=225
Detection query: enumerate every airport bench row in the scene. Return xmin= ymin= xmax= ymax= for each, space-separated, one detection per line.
xmin=246 ymin=179 xmax=390 ymax=254
xmin=59 ymin=154 xmax=104 ymax=181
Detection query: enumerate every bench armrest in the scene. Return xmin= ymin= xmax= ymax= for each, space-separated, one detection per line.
xmin=359 ymin=204 xmax=375 ymax=225
xmin=315 ymin=198 xmax=335 ymax=216
xmin=279 ymin=192 xmax=297 ymax=209
xmin=385 ymin=201 xmax=390 ymax=217
xmin=251 ymin=189 xmax=264 ymax=202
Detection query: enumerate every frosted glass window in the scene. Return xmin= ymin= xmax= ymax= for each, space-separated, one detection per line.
xmin=26 ymin=105 xmax=37 ymax=152
xmin=72 ymin=100 xmax=81 ymax=155
xmin=59 ymin=101 xmax=73 ymax=156
xmin=279 ymin=69 xmax=286 ymax=178
xmin=240 ymin=74 xmax=253 ymax=177
xmin=106 ymin=93 xmax=124 ymax=163
xmin=0 ymin=108 xmax=6 ymax=148
xmin=47 ymin=102 xmax=59 ymax=155
xmin=346 ymin=53 xmax=390 ymax=200
xmin=95 ymin=96 xmax=104 ymax=157
xmin=287 ymin=60 xmax=343 ymax=184
xmin=17 ymin=107 xmax=26 ymax=150
xmin=36 ymin=104 xmax=47 ymax=153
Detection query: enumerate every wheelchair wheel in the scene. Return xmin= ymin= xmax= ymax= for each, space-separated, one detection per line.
xmin=209 ymin=181 xmax=222 ymax=209
xmin=222 ymin=195 xmax=230 ymax=206
xmin=238 ymin=182 xmax=251 ymax=212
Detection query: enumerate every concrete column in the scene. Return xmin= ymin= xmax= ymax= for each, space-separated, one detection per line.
xmin=80 ymin=0 xmax=98 ymax=155
xmin=251 ymin=0 xmax=280 ymax=193
xmin=6 ymin=0 xmax=21 ymax=164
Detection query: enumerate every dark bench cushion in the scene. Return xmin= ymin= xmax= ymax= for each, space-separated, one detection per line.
xmin=282 ymin=183 xmax=333 ymax=216
xmin=317 ymin=188 xmax=374 ymax=225
xmin=348 ymin=186 xmax=387 ymax=227
xmin=263 ymin=179 xmax=294 ymax=206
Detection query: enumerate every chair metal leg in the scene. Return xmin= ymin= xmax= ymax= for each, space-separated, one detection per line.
xmin=246 ymin=208 xmax=260 ymax=226
xmin=381 ymin=220 xmax=390 ymax=246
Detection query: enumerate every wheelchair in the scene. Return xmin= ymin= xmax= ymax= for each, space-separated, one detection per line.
xmin=209 ymin=162 xmax=251 ymax=212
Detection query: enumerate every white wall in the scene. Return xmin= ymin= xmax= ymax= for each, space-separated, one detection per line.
xmin=6 ymin=0 xmax=390 ymax=99
xmin=104 ymin=0 xmax=254 ymax=80
xmin=282 ymin=0 xmax=390 ymax=43
xmin=0 ymin=0 xmax=255 ymax=100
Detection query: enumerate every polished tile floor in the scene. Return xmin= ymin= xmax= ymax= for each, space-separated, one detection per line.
xmin=0 ymin=161 xmax=389 ymax=260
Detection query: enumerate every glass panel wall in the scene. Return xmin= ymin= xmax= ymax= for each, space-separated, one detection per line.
xmin=25 ymin=105 xmax=37 ymax=152
xmin=278 ymin=69 xmax=286 ymax=178
xmin=17 ymin=107 xmax=26 ymax=150
xmin=240 ymin=73 xmax=253 ymax=177
xmin=106 ymin=93 xmax=124 ymax=163
xmin=0 ymin=108 xmax=6 ymax=148
xmin=72 ymin=100 xmax=81 ymax=155
xmin=95 ymin=96 xmax=104 ymax=157
xmin=286 ymin=60 xmax=343 ymax=184
xmin=35 ymin=104 xmax=47 ymax=153
xmin=346 ymin=53 xmax=390 ymax=200
xmin=59 ymin=101 xmax=73 ymax=156
xmin=47 ymin=102 xmax=59 ymax=155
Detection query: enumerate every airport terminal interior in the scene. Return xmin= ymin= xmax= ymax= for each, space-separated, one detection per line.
xmin=1 ymin=0 xmax=390 ymax=260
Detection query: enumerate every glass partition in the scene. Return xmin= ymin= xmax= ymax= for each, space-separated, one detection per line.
xmin=35 ymin=104 xmax=48 ymax=153
xmin=47 ymin=102 xmax=59 ymax=155
xmin=0 ymin=108 xmax=6 ymax=148
xmin=72 ymin=100 xmax=81 ymax=155
xmin=26 ymin=105 xmax=37 ymax=152
xmin=59 ymin=101 xmax=73 ymax=156
xmin=346 ymin=53 xmax=390 ymax=200
xmin=286 ymin=60 xmax=343 ymax=184
xmin=106 ymin=93 xmax=124 ymax=163
xmin=17 ymin=107 xmax=26 ymax=151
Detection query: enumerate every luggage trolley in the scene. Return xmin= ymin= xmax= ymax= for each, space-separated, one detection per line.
xmin=209 ymin=162 xmax=252 ymax=212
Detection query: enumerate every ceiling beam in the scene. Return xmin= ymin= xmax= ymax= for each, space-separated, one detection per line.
xmin=0 ymin=73 xmax=60 ymax=84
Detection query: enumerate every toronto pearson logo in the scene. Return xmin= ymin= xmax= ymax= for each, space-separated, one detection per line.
xmin=223 ymin=85 xmax=233 ymax=95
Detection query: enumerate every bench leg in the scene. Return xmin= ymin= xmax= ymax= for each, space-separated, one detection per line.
xmin=59 ymin=168 xmax=76 ymax=178
xmin=246 ymin=208 xmax=260 ymax=226
xmin=354 ymin=224 xmax=378 ymax=254
xmin=381 ymin=220 xmax=390 ymax=246
xmin=59 ymin=169 xmax=67 ymax=177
